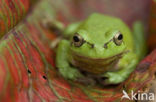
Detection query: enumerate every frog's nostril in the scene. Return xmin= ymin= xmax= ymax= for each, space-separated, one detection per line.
xmin=91 ymin=44 xmax=94 ymax=48
xmin=104 ymin=44 xmax=108 ymax=48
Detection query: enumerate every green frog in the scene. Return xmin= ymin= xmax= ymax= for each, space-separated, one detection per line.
xmin=55 ymin=13 xmax=146 ymax=85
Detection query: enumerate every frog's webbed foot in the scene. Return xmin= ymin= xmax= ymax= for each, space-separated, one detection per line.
xmin=97 ymin=72 xmax=125 ymax=85
xmin=60 ymin=68 xmax=96 ymax=85
xmin=59 ymin=67 xmax=84 ymax=81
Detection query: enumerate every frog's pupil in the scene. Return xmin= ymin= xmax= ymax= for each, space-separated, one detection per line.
xmin=118 ymin=34 xmax=123 ymax=40
xmin=73 ymin=36 xmax=80 ymax=42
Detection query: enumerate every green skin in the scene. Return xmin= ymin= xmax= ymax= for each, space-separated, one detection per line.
xmin=55 ymin=13 xmax=145 ymax=85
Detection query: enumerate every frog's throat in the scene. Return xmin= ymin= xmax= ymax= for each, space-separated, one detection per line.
xmin=69 ymin=50 xmax=129 ymax=74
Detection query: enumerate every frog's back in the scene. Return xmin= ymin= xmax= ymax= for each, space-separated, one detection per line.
xmin=78 ymin=13 xmax=134 ymax=50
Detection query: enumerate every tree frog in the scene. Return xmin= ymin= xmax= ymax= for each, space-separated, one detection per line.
xmin=55 ymin=13 xmax=146 ymax=85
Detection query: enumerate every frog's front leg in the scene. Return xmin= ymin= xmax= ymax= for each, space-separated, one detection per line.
xmin=56 ymin=40 xmax=84 ymax=80
xmin=100 ymin=53 xmax=138 ymax=85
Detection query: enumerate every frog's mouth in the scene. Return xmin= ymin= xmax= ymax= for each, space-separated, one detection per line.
xmin=70 ymin=50 xmax=129 ymax=74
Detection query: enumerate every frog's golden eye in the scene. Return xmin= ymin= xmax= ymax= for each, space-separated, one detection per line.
xmin=72 ymin=34 xmax=84 ymax=47
xmin=113 ymin=32 xmax=123 ymax=46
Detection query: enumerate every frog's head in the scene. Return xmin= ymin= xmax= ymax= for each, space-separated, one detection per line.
xmin=69 ymin=13 xmax=134 ymax=74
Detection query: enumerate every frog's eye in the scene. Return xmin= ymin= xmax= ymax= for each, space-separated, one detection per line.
xmin=113 ymin=32 xmax=123 ymax=46
xmin=72 ymin=34 xmax=84 ymax=47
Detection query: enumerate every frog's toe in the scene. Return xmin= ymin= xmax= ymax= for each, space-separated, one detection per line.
xmin=67 ymin=73 xmax=77 ymax=80
xmin=58 ymin=67 xmax=82 ymax=80
xmin=98 ymin=72 xmax=124 ymax=85
xmin=67 ymin=68 xmax=83 ymax=80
